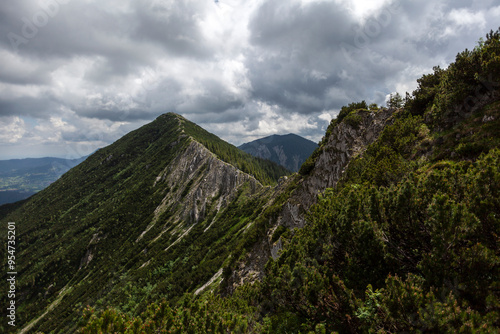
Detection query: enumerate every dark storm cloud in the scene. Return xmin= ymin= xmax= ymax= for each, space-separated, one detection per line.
xmin=176 ymin=79 xmax=246 ymax=115
xmin=246 ymin=0 xmax=401 ymax=114
xmin=0 ymin=0 xmax=213 ymax=83
xmin=186 ymin=107 xmax=248 ymax=124
xmin=1 ymin=0 xmax=499 ymax=158
xmin=0 ymin=95 xmax=59 ymax=118
xmin=0 ymin=0 xmax=221 ymax=127
xmin=83 ymin=57 xmax=137 ymax=85
xmin=132 ymin=1 xmax=214 ymax=59
xmin=0 ymin=0 xmax=155 ymax=99
xmin=245 ymin=0 xmax=499 ymax=117
xmin=75 ymin=106 xmax=155 ymax=122
xmin=1 ymin=0 xmax=212 ymax=58
xmin=0 ymin=58 xmax=52 ymax=85
xmin=249 ymin=0 xmax=354 ymax=51
xmin=72 ymin=94 xmax=165 ymax=122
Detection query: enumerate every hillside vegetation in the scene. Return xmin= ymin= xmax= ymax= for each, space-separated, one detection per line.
xmin=78 ymin=29 xmax=500 ymax=333
xmin=0 ymin=113 xmax=290 ymax=333
xmin=1 ymin=29 xmax=498 ymax=333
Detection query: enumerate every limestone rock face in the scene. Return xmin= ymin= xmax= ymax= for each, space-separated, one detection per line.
xmin=167 ymin=141 xmax=261 ymax=224
xmin=139 ymin=139 xmax=262 ymax=242
xmin=279 ymin=109 xmax=394 ymax=229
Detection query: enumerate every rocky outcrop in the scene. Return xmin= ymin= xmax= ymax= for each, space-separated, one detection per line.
xmin=79 ymin=231 xmax=106 ymax=269
xmin=138 ymin=139 xmax=262 ymax=242
xmin=226 ymin=109 xmax=395 ymax=291
xmin=279 ymin=108 xmax=394 ymax=228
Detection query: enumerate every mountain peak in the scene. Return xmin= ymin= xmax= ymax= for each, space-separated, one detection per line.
xmin=239 ymin=133 xmax=318 ymax=172
xmin=0 ymin=112 xmax=290 ymax=333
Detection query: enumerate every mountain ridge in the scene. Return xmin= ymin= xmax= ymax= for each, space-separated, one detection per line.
xmin=0 ymin=112 xmax=289 ymax=333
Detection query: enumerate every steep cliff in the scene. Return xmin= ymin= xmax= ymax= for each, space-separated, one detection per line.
xmin=225 ymin=108 xmax=395 ymax=292
xmin=138 ymin=140 xmax=261 ymax=242
xmin=280 ymin=108 xmax=394 ymax=228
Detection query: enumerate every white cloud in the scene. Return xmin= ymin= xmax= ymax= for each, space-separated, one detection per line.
xmin=490 ymin=5 xmax=500 ymax=17
xmin=0 ymin=117 xmax=26 ymax=143
xmin=445 ymin=8 xmax=486 ymax=37
xmin=344 ymin=0 xmax=394 ymax=21
xmin=449 ymin=8 xmax=486 ymax=28
xmin=318 ymin=110 xmax=334 ymax=122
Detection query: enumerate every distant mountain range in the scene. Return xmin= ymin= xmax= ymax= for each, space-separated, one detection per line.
xmin=238 ymin=134 xmax=318 ymax=172
xmin=0 ymin=156 xmax=87 ymax=205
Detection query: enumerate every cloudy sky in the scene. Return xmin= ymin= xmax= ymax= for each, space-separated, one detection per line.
xmin=0 ymin=0 xmax=499 ymax=159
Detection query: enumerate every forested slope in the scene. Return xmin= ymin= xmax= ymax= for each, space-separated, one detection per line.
xmin=0 ymin=113 xmax=290 ymax=333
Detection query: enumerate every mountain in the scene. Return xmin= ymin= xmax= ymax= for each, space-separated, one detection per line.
xmin=238 ymin=134 xmax=317 ymax=172
xmin=1 ymin=29 xmax=500 ymax=334
xmin=0 ymin=112 xmax=290 ymax=333
xmin=0 ymin=156 xmax=87 ymax=205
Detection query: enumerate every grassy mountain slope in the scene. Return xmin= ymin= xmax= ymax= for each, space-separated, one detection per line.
xmin=0 ymin=113 xmax=290 ymax=333
xmin=238 ymin=134 xmax=318 ymax=172
xmin=78 ymin=29 xmax=500 ymax=333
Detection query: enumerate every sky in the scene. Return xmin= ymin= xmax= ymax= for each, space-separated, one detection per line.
xmin=0 ymin=0 xmax=499 ymax=160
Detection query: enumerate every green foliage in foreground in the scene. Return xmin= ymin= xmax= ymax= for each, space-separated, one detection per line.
xmin=264 ymin=148 xmax=500 ymax=332
xmin=407 ymin=28 xmax=500 ymax=125
xmin=79 ymin=285 xmax=264 ymax=334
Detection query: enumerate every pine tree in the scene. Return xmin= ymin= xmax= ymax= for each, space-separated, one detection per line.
xmin=387 ymin=92 xmax=404 ymax=108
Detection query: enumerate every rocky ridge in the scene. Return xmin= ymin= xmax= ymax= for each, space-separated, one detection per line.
xmin=138 ymin=139 xmax=262 ymax=243
xmin=281 ymin=108 xmax=394 ymax=228
xmin=226 ymin=108 xmax=395 ymax=291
